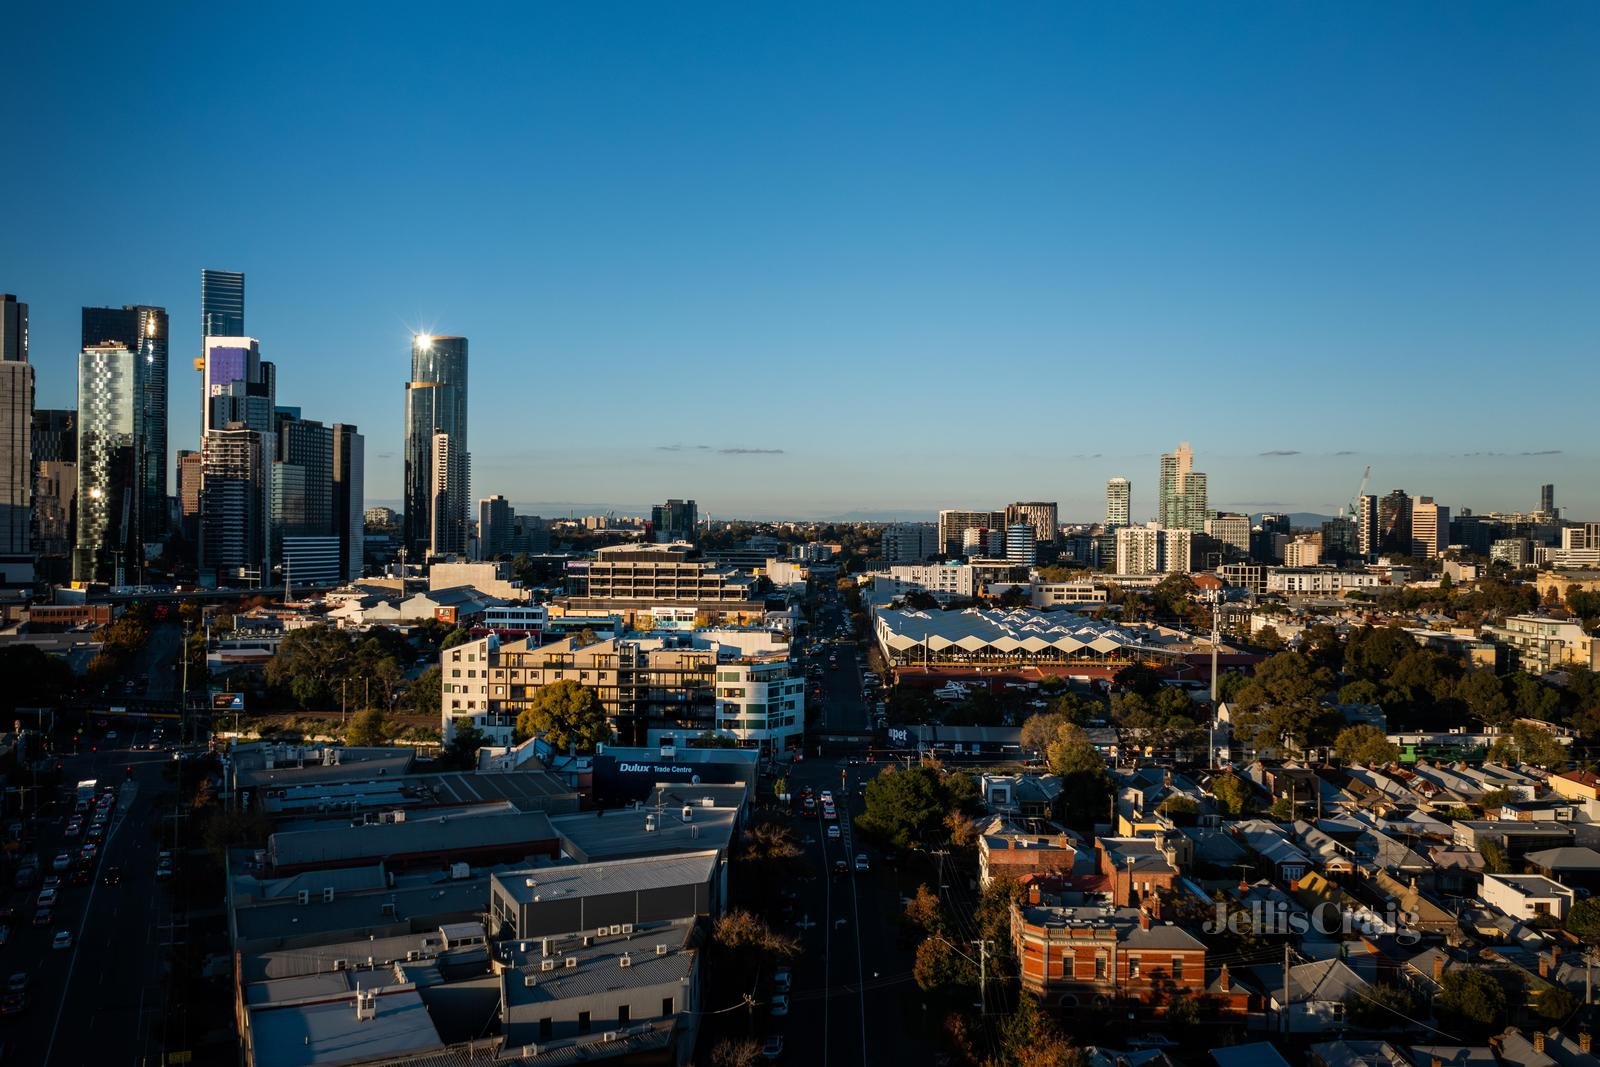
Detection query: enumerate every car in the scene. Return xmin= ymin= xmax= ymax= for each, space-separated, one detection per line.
xmin=86 ymin=825 xmax=105 ymax=843
xmin=79 ymin=844 xmax=97 ymax=862
xmin=832 ymin=858 xmax=848 ymax=875
xmin=854 ymin=853 xmax=870 ymax=872
xmin=822 ymin=807 xmax=837 ymax=821
xmin=156 ymin=860 xmax=173 ymax=879
xmin=771 ymin=966 xmax=791 ymax=993
xmin=104 ymin=731 xmax=118 ymax=742
xmin=5 ymin=974 xmax=25 ymax=994
xmin=42 ymin=876 xmax=60 ymax=892
xmin=52 ymin=852 xmax=71 ymax=872
xmin=51 ymin=930 xmax=71 ymax=950
xmin=0 ymin=993 xmax=22 ymax=1017
xmin=819 ymin=791 xmax=833 ymax=804
xmin=826 ymin=824 xmax=841 ymax=839
xmin=36 ymin=888 xmax=56 ymax=907
xmin=760 ymin=1035 xmax=784 ymax=1060
xmin=769 ymin=993 xmax=789 ymax=1017
xmin=102 ymin=866 xmax=121 ymax=886
xmin=32 ymin=907 xmax=51 ymax=927
xmin=69 ymin=866 xmax=92 ymax=886
xmin=801 ymin=797 xmax=815 ymax=811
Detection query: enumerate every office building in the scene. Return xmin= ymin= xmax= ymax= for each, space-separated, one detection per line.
xmin=1491 ymin=539 xmax=1532 ymax=568
xmin=1377 ymin=490 xmax=1412 ymax=556
xmin=963 ymin=526 xmax=1004 ymax=558
xmin=200 ymin=424 xmax=270 ymax=586
xmin=1005 ymin=523 xmax=1038 ymax=565
xmin=1005 ymin=501 xmax=1058 ymax=545
xmin=561 ymin=543 xmax=757 ymax=618
xmin=1105 ymin=478 xmax=1131 ymax=530
xmin=30 ymin=409 xmax=76 ymax=573
xmin=82 ymin=304 xmax=168 ymax=544
xmin=0 ymin=295 xmax=33 ymax=565
xmin=1410 ymin=496 xmax=1449 ymax=559
xmin=1205 ymin=513 xmax=1250 ymax=557
xmin=200 ymin=268 xmax=244 ymax=338
xmin=203 ymin=336 xmax=274 ymax=433
xmin=1541 ymin=483 xmax=1556 ymax=519
xmin=650 ymin=498 xmax=699 ymax=544
xmin=873 ymin=563 xmax=980 ymax=601
xmin=1158 ymin=442 xmax=1208 ymax=531
xmin=1321 ymin=517 xmax=1359 ymax=561
xmin=177 ymin=449 xmax=202 ymax=542
xmin=1356 ymin=494 xmax=1379 ymax=559
xmin=403 ymin=334 xmax=469 ymax=560
xmin=331 ymin=424 xmax=363 ymax=582
xmin=939 ymin=509 xmax=1006 ymax=557
xmin=881 ymin=522 xmax=940 ymax=563
xmin=479 ymin=494 xmax=512 ymax=559
xmin=74 ymin=343 xmax=145 ymax=583
xmin=271 ymin=414 xmax=336 ymax=584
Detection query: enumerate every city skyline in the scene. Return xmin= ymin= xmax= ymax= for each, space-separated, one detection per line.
xmin=3 ymin=4 xmax=1598 ymax=519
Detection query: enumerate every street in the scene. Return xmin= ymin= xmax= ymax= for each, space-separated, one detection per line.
xmin=2 ymin=733 xmax=182 ymax=1066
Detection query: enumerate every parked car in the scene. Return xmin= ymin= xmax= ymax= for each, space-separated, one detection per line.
xmin=854 ymin=853 xmax=870 ymax=873
xmin=769 ymin=993 xmax=789 ymax=1017
xmin=36 ymin=888 xmax=57 ymax=908
xmin=51 ymin=853 xmax=71 ymax=872
xmin=826 ymin=824 xmax=840 ymax=839
xmin=31 ymin=907 xmax=51 ymax=927
xmin=771 ymin=966 xmax=791 ymax=993
xmin=5 ymin=973 xmax=26 ymax=993
xmin=51 ymin=930 xmax=72 ymax=950
xmin=760 ymin=1035 xmax=784 ymax=1061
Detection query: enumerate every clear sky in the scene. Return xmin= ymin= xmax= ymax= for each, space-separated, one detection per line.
xmin=3 ymin=2 xmax=1596 ymax=521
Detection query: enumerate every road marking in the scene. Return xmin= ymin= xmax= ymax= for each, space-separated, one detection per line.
xmin=842 ymin=772 xmax=870 ymax=1066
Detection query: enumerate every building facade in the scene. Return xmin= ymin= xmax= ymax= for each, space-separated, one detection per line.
xmin=201 ymin=268 xmax=245 ymax=338
xmin=1005 ymin=523 xmax=1038 ymax=565
xmin=201 ymin=425 xmax=270 ymax=585
xmin=938 ymin=509 xmax=1006 ymax=557
xmin=650 ymin=499 xmax=698 ymax=544
xmin=480 ymin=494 xmax=512 ymax=559
xmin=1005 ymin=502 xmax=1058 ymax=545
xmin=1158 ymin=443 xmax=1208 ymax=532
xmin=881 ymin=522 xmax=940 ymax=563
xmin=82 ymin=305 xmax=168 ymax=545
xmin=403 ymin=334 xmax=469 ymax=561
xmin=1377 ymin=489 xmax=1412 ymax=556
xmin=331 ymin=423 xmax=363 ymax=582
xmin=1106 ymin=478 xmax=1131 ymax=530
xmin=74 ymin=343 xmax=141 ymax=582
xmin=561 ymin=544 xmax=758 ymax=619
xmin=1411 ymin=496 xmax=1449 ymax=559
xmin=0 ymin=295 xmax=33 ymax=564
xmin=1205 ymin=513 xmax=1250 ymax=557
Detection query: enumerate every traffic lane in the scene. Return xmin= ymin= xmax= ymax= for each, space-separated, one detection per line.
xmin=47 ymin=756 xmax=169 ymax=1067
xmin=819 ymin=647 xmax=867 ymax=733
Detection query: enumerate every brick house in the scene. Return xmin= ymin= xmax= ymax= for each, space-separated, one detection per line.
xmin=1011 ymin=902 xmax=1206 ymax=1009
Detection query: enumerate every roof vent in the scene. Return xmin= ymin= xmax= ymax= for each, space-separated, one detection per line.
xmin=540 ymin=959 xmax=555 ymax=972
xmin=655 ymin=944 xmax=667 ymax=956
xmin=619 ymin=954 xmax=632 ymax=968
xmin=523 ymin=974 xmax=536 ymax=987
xmin=565 ymin=957 xmax=577 ymax=969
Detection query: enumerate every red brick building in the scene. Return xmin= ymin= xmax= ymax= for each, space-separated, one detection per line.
xmin=1011 ymin=902 xmax=1206 ymax=1009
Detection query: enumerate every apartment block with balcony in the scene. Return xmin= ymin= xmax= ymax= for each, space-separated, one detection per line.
xmin=560 ymin=543 xmax=760 ymax=625
xmin=1482 ymin=615 xmax=1599 ymax=674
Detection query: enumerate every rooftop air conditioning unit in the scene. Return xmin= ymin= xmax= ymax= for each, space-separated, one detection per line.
xmin=596 ymin=927 xmax=608 ymax=938
xmin=406 ymin=950 xmax=420 ymax=961
xmin=621 ymin=923 xmax=634 ymax=934
xmin=603 ymin=1032 xmax=618 ymax=1042
xmin=655 ymin=945 xmax=667 ymax=956
xmin=619 ymin=954 xmax=631 ymax=968
xmin=323 ymin=887 xmax=335 ymax=903
xmin=609 ymin=925 xmax=622 ymax=936
xmin=564 ymin=957 xmax=577 ymax=969
xmin=540 ymin=959 xmax=555 ymax=972
xmin=334 ymin=958 xmax=349 ymax=971
xmin=523 ymin=974 xmax=536 ymax=987
xmin=681 ymin=805 xmax=693 ymax=821
xmin=297 ymin=890 xmax=310 ymax=905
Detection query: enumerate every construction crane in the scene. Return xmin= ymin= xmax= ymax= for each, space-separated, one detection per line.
xmin=1341 ymin=465 xmax=1372 ymax=519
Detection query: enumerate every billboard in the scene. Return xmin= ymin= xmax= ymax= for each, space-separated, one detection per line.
xmin=212 ymin=693 xmax=245 ymax=712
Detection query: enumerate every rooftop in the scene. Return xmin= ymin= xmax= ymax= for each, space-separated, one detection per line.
xmin=248 ymin=984 xmax=445 ymax=1067
xmin=268 ymin=809 xmax=558 ymax=871
xmin=1485 ymin=874 xmax=1574 ymax=899
xmin=551 ymin=806 xmax=736 ymax=864
xmin=493 ymin=850 xmax=719 ymax=907
xmin=501 ymin=921 xmax=696 ymax=1010
xmin=1525 ymin=846 xmax=1600 ymax=871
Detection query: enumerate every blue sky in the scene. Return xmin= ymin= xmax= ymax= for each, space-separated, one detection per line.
xmin=3 ymin=2 xmax=1596 ymax=521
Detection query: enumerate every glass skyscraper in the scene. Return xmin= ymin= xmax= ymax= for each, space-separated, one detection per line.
xmin=82 ymin=305 xmax=168 ymax=546
xmin=1158 ymin=442 xmax=1209 ymax=532
xmin=201 ymin=269 xmax=245 ymax=338
xmin=74 ymin=343 xmax=141 ymax=583
xmin=403 ymin=335 xmax=469 ymax=559
xmin=0 ymin=295 xmax=33 ymax=563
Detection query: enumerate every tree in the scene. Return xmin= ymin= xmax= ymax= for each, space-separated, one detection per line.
xmin=1437 ymin=969 xmax=1508 ymax=1036
xmin=1478 ymin=788 xmax=1512 ymax=811
xmin=858 ymin=766 xmax=949 ymax=850
xmin=975 ymin=873 xmax=1029 ymax=947
xmin=1230 ymin=651 xmax=1339 ymax=757
xmin=439 ymin=627 xmax=472 ymax=650
xmin=1211 ymin=774 xmax=1254 ymax=817
xmin=1113 ymin=663 xmax=1164 ymax=698
xmin=914 ymin=936 xmax=976 ymax=993
xmin=1488 ymin=723 xmax=1568 ymax=769
xmin=904 ymin=884 xmax=945 ymax=934
xmin=1254 ymin=625 xmax=1285 ymax=651
xmin=1456 ymin=670 xmax=1510 ymax=726
xmin=266 ymin=625 xmax=357 ymax=708
xmin=1566 ymin=896 xmax=1600 ymax=942
xmin=1535 ymin=984 xmax=1577 ymax=1021
xmin=1479 ymin=839 xmax=1511 ymax=874
xmin=1021 ymin=711 xmax=1070 ymax=755
xmin=1334 ymin=725 xmax=1400 ymax=767
xmin=513 ymin=680 xmax=611 ymax=752
xmin=1509 ymin=673 xmax=1562 ymax=722
xmin=0 ymin=645 xmax=75 ymax=715
xmin=408 ymin=665 xmax=442 ymax=714
xmin=1343 ymin=983 xmax=1421 ymax=1030
xmin=709 ymin=1038 xmax=764 ymax=1067
xmin=1000 ymin=993 xmax=1086 ymax=1067
xmin=1045 ymin=725 xmax=1111 ymax=830
xmin=443 ymin=723 xmax=487 ymax=769
xmin=1337 ymin=679 xmax=1382 ymax=706
xmin=345 ymin=708 xmax=389 ymax=746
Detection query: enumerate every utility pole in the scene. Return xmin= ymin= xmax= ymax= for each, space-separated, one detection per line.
xmin=973 ymin=939 xmax=993 ymax=1015
xmin=1283 ymin=944 xmax=1292 ymax=1034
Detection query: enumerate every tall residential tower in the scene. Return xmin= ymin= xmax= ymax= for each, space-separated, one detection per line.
xmin=82 ymin=305 xmax=169 ymax=546
xmin=403 ymin=334 xmax=469 ymax=559
xmin=1105 ymin=478 xmax=1131 ymax=529
xmin=1158 ymin=442 xmax=1209 ymax=531
xmin=0 ymin=295 xmax=34 ymax=576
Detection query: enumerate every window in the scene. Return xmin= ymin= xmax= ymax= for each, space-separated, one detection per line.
xmin=618 ymin=1005 xmax=630 ymax=1026
xmin=538 ymin=1018 xmax=552 ymax=1041
xmin=1171 ymin=957 xmax=1183 ymax=981
xmin=451 ymin=670 xmax=461 ymax=678
xmin=577 ymin=1011 xmax=591 ymax=1034
xmin=1129 ymin=956 xmax=1141 ymax=978
xmin=1095 ymin=955 xmax=1107 ymax=980
xmin=662 ymin=997 xmax=675 ymax=1017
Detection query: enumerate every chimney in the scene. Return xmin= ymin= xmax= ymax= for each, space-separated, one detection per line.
xmin=1533 ymin=1031 xmax=1546 ymax=1054
xmin=1579 ymin=1030 xmax=1591 ymax=1054
xmin=1539 ymin=955 xmax=1550 ymax=979
xmin=1551 ymin=946 xmax=1561 ymax=969
xmin=1029 ymin=884 xmax=1042 ymax=906
xmin=1431 ymin=1058 xmax=1442 ymax=1067
xmin=1139 ymin=910 xmax=1151 ymax=932
xmin=1219 ymin=964 xmax=1231 ymax=993
xmin=1433 ymin=954 xmax=1445 ymax=983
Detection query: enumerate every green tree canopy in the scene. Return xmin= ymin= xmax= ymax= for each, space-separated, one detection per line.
xmin=1045 ymin=724 xmax=1111 ymax=830
xmin=858 ymin=765 xmax=971 ymax=850
xmin=1566 ymin=896 xmax=1600 ymax=942
xmin=345 ymin=707 xmax=389 ymax=747
xmin=1211 ymin=774 xmax=1254 ymax=817
xmin=1437 ymin=969 xmax=1508 ymax=1037
xmin=1230 ymin=651 xmax=1340 ymax=757
xmin=513 ymin=679 xmax=612 ymax=753
xmin=1334 ymin=724 xmax=1400 ymax=767
xmin=1456 ymin=670 xmax=1510 ymax=726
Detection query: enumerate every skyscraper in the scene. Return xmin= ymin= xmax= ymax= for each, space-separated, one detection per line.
xmin=937 ymin=509 xmax=1006 ymax=557
xmin=1356 ymin=494 xmax=1379 ymax=560
xmin=82 ymin=305 xmax=168 ymax=545
xmin=74 ymin=343 xmax=141 ymax=582
xmin=1410 ymin=497 xmax=1449 ymax=559
xmin=332 ymin=424 xmax=364 ymax=581
xmin=0 ymin=295 xmax=34 ymax=568
xmin=200 ymin=425 xmax=269 ymax=585
xmin=480 ymin=494 xmax=512 ymax=559
xmin=650 ymin=498 xmax=699 ymax=544
xmin=31 ymin=409 xmax=77 ymax=576
xmin=201 ymin=269 xmax=245 ymax=338
xmin=1158 ymin=442 xmax=1209 ymax=531
xmin=403 ymin=334 xmax=469 ymax=560
xmin=1004 ymin=523 xmax=1037 ymax=565
xmin=1377 ymin=490 xmax=1412 ymax=556
xmin=1105 ymin=478 xmax=1131 ymax=530
xmin=1540 ymin=483 xmax=1556 ymax=518
xmin=202 ymin=337 xmax=273 ymax=433
xmin=1004 ymin=502 xmax=1058 ymax=545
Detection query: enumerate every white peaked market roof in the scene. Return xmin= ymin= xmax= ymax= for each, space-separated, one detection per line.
xmin=876 ymin=608 xmax=1174 ymax=659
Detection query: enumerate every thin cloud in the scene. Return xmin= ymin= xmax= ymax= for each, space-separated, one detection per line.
xmin=1333 ymin=450 xmax=1357 ymax=456
xmin=1259 ymin=449 xmax=1301 ymax=457
xmin=720 ymin=447 xmax=784 ymax=455
xmin=1522 ymin=449 xmax=1562 ymax=456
